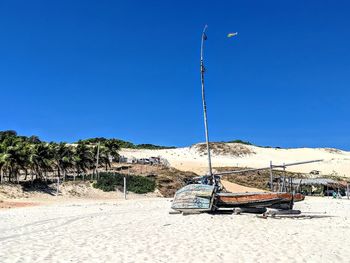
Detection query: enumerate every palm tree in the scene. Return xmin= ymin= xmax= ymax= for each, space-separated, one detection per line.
xmin=0 ymin=152 xmax=9 ymax=183
xmin=29 ymin=143 xmax=54 ymax=181
xmin=60 ymin=147 xmax=75 ymax=181
xmin=0 ymin=140 xmax=5 ymax=183
xmin=51 ymin=142 xmax=75 ymax=181
xmin=104 ymin=139 xmax=120 ymax=162
xmin=0 ymin=131 xmax=121 ymax=184
xmin=2 ymin=138 xmax=26 ymax=183
xmin=20 ymin=142 xmax=33 ymax=181
xmin=93 ymin=145 xmax=111 ymax=172
xmin=74 ymin=142 xmax=94 ymax=180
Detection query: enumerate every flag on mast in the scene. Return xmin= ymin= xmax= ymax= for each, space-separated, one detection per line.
xmin=203 ymin=32 xmax=208 ymax=40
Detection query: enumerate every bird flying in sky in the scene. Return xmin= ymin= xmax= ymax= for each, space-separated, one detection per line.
xmin=227 ymin=32 xmax=238 ymax=38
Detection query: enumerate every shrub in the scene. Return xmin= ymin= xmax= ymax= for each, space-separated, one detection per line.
xmin=226 ymin=139 xmax=253 ymax=145
xmin=135 ymin=144 xmax=176 ymax=150
xmin=93 ymin=172 xmax=156 ymax=194
xmin=79 ymin=137 xmax=175 ymax=149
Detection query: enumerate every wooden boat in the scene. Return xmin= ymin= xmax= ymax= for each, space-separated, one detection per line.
xmin=171 ymin=184 xmax=305 ymax=212
xmin=171 ymin=184 xmax=215 ymax=212
xmin=215 ymin=192 xmax=304 ymax=209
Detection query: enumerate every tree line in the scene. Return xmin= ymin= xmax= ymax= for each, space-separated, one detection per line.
xmin=80 ymin=137 xmax=175 ymax=150
xmin=0 ymin=130 xmax=120 ymax=184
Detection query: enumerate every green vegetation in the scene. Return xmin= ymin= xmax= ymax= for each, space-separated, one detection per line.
xmin=226 ymin=139 xmax=253 ymax=145
xmin=0 ymin=130 xmax=176 ymax=185
xmin=93 ymin=172 xmax=156 ymax=194
xmin=79 ymin=137 xmax=135 ymax=149
xmin=0 ymin=130 xmax=193 ymax=197
xmin=225 ymin=139 xmax=282 ymax=149
xmin=135 ymin=144 xmax=175 ymax=150
xmin=0 ymin=130 xmax=119 ymax=183
xmin=80 ymin=138 xmax=175 ymax=150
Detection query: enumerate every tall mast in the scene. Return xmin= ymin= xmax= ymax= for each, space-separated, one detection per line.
xmin=200 ymin=25 xmax=213 ymax=183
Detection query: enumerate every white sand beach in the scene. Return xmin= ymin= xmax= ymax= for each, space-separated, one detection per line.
xmin=120 ymin=143 xmax=350 ymax=177
xmin=1 ymin=197 xmax=349 ymax=263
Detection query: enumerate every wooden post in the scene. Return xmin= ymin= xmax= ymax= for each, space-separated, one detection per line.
xmin=269 ymin=161 xmax=273 ymax=192
xmin=347 ymin=183 xmax=349 ymax=199
xmin=278 ymin=178 xmax=281 ymax=192
xmin=56 ymin=176 xmax=59 ymax=196
xmin=321 ymin=185 xmax=324 ymax=197
xmin=297 ymin=180 xmax=302 ymax=193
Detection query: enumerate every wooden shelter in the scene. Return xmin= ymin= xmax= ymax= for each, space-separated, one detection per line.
xmin=273 ymin=177 xmax=349 ymax=197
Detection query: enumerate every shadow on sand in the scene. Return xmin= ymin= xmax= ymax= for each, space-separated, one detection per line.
xmin=21 ymin=180 xmax=57 ymax=196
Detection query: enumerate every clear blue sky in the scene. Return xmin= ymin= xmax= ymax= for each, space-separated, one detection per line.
xmin=0 ymin=1 xmax=349 ymax=149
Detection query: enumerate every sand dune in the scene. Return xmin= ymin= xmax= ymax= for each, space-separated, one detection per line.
xmin=0 ymin=197 xmax=349 ymax=263
xmin=120 ymin=143 xmax=350 ymax=177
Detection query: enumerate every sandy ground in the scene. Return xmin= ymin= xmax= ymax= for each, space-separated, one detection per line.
xmin=120 ymin=144 xmax=350 ymax=177
xmin=0 ymin=200 xmax=39 ymax=209
xmin=0 ymin=197 xmax=349 ymax=263
xmin=221 ymin=180 xmax=266 ymax=193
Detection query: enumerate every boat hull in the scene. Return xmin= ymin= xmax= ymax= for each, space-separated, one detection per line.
xmin=215 ymin=192 xmax=304 ymax=209
xmin=171 ymin=184 xmax=215 ymax=212
xmin=171 ymin=184 xmax=305 ymax=212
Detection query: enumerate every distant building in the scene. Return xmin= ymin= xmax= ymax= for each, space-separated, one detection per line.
xmin=309 ymin=170 xmax=321 ymax=175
